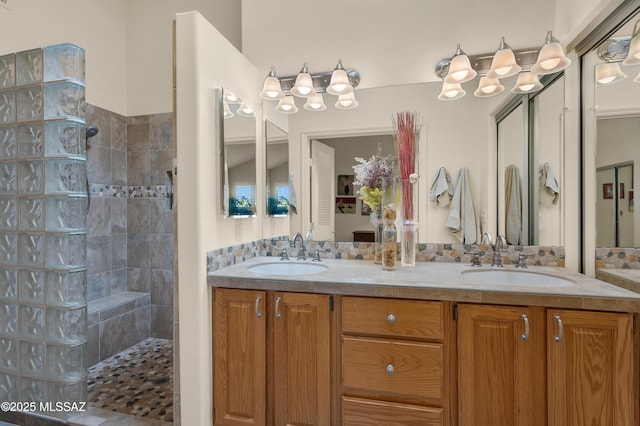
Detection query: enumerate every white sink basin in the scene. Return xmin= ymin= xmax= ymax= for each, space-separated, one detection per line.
xmin=248 ymin=262 xmax=328 ymax=276
xmin=461 ymin=269 xmax=575 ymax=287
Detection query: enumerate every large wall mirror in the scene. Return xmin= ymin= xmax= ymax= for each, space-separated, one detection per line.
xmin=496 ymin=73 xmax=565 ymax=246
xmin=265 ymin=120 xmax=289 ymax=216
xmin=590 ymin=9 xmax=640 ymax=269
xmin=222 ymin=88 xmax=257 ymax=217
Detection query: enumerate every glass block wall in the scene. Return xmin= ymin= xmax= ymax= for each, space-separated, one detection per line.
xmin=0 ymin=44 xmax=88 ymax=414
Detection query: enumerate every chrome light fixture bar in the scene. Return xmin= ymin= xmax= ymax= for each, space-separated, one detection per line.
xmin=597 ymin=36 xmax=632 ymax=62
xmin=277 ymin=68 xmax=360 ymax=95
xmin=436 ymin=48 xmax=540 ymax=80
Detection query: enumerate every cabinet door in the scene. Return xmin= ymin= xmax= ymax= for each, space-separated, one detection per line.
xmin=548 ymin=310 xmax=636 ymax=426
xmin=273 ymin=292 xmax=331 ymax=426
xmin=458 ymin=304 xmax=546 ymax=426
xmin=214 ymin=288 xmax=266 ymax=426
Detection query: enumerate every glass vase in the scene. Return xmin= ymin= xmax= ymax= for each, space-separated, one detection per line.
xmin=382 ymin=219 xmax=397 ymax=270
xmin=400 ymin=179 xmax=417 ymax=267
xmin=370 ymin=207 xmax=383 ymax=264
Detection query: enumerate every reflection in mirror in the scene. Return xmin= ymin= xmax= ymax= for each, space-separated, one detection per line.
xmin=222 ymin=88 xmax=257 ymax=217
xmin=595 ymin=14 xmax=640 ymax=250
xmin=265 ymin=120 xmax=289 ymax=216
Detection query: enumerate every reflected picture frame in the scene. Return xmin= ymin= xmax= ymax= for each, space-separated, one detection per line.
xmin=603 ymin=183 xmax=613 ymax=199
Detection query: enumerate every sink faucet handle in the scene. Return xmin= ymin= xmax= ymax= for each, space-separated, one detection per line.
xmin=278 ymin=247 xmax=290 ymax=261
xmin=311 ymin=249 xmax=322 ymax=262
xmin=515 ymin=253 xmax=534 ymax=269
xmin=464 ymin=252 xmax=483 ymax=267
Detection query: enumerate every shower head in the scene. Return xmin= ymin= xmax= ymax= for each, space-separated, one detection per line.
xmin=86 ymin=125 xmax=99 ymax=140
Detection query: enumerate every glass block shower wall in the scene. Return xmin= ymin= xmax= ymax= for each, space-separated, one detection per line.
xmin=0 ymin=44 xmax=88 ymax=413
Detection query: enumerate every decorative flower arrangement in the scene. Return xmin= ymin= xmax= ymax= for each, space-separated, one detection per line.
xmin=352 ymin=145 xmax=394 ymax=211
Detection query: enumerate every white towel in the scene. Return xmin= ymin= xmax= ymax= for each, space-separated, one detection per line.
xmin=288 ymin=173 xmax=298 ymax=214
xmin=430 ymin=167 xmax=453 ymax=207
xmin=446 ymin=168 xmax=479 ymax=244
xmin=539 ymin=163 xmax=559 ymax=206
xmin=505 ymin=165 xmax=522 ymax=245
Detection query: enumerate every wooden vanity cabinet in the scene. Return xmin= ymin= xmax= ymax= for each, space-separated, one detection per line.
xmin=547 ymin=309 xmax=637 ymax=426
xmin=340 ymin=296 xmax=453 ymax=426
xmin=458 ymin=304 xmax=638 ymax=426
xmin=457 ymin=304 xmax=547 ymax=426
xmin=213 ymin=288 xmax=332 ymax=426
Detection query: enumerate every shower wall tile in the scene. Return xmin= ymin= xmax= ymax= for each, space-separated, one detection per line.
xmin=111 ymin=268 xmax=126 ymax=295
xmin=87 ymin=272 xmax=110 ymax=302
xmin=151 ymin=305 xmax=173 ymax=339
xmin=149 ymin=199 xmax=173 ymax=233
xmin=99 ymin=310 xmax=136 ymax=360
xmin=150 ymin=234 xmax=173 ymax=270
xmin=135 ymin=305 xmax=150 ymax=342
xmin=150 ymin=149 xmax=173 ymax=185
xmin=150 ymin=269 xmax=173 ymax=306
xmin=150 ymin=113 xmax=173 ymax=150
xmin=112 ymin=234 xmax=127 ymax=270
xmin=127 ymin=121 xmax=149 ymax=152
xmin=87 ymin=144 xmax=111 ymax=184
xmin=87 ymin=197 xmax=111 ymax=237
xmin=87 ymin=323 xmax=99 ymax=366
xmin=111 ymin=149 xmax=126 ymax=185
xmin=0 ymin=125 xmax=17 ymax=158
xmin=0 ymin=54 xmax=15 ymax=88
xmin=86 ymin=235 xmax=112 ymax=275
xmin=111 ymin=113 xmax=127 ymax=151
xmin=127 ymin=233 xmax=150 ymax=268
xmin=127 ymin=150 xmax=149 ymax=185
xmin=127 ymin=199 xmax=149 ymax=232
xmin=127 ymin=268 xmax=150 ymax=293
xmin=110 ymin=197 xmax=126 ymax=233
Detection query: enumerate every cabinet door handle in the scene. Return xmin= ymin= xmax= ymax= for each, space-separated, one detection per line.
xmin=275 ymin=296 xmax=282 ymax=319
xmin=386 ymin=364 xmax=395 ymax=375
xmin=386 ymin=314 xmax=396 ymax=324
xmin=521 ymin=314 xmax=529 ymax=341
xmin=255 ymin=296 xmax=262 ymax=318
xmin=554 ymin=315 xmax=564 ymax=342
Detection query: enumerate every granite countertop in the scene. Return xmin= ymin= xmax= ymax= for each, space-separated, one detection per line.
xmin=208 ymin=257 xmax=640 ymax=312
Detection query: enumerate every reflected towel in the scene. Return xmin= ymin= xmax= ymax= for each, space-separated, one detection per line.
xmin=288 ymin=173 xmax=298 ymax=214
xmin=539 ymin=163 xmax=559 ymax=206
xmin=430 ymin=167 xmax=453 ymax=207
xmin=505 ymin=165 xmax=522 ymax=245
xmin=446 ymin=168 xmax=479 ymax=244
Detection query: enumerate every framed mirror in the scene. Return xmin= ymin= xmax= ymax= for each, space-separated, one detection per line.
xmin=222 ymin=87 xmax=257 ymax=217
xmin=265 ymin=120 xmax=289 ymax=217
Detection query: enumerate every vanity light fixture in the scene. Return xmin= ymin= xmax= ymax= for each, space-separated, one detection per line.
xmin=623 ymin=21 xmax=640 ymax=66
xmin=486 ymin=37 xmax=522 ymax=79
xmin=223 ymin=102 xmax=233 ymax=119
xmin=259 ymin=66 xmax=284 ymax=100
xmin=224 ymin=90 xmax=241 ymax=104
xmin=531 ymin=31 xmax=571 ymax=75
xmin=303 ymin=93 xmax=327 ymax=111
xmin=326 ymin=60 xmax=354 ymax=95
xmin=290 ymin=63 xmax=317 ymax=98
xmin=275 ymin=96 xmax=298 ymax=114
xmin=474 ymin=76 xmax=505 ymax=97
xmin=335 ymin=92 xmax=359 ymax=109
xmin=511 ymin=71 xmax=543 ymax=93
xmin=236 ymin=101 xmax=256 ymax=117
xmin=444 ymin=44 xmax=477 ymax=83
xmin=596 ymin=62 xmax=628 ymax=85
xmin=437 ymin=81 xmax=466 ymax=100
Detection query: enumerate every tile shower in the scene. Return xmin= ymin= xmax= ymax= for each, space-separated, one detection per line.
xmin=0 ymin=43 xmax=175 ymax=421
xmin=0 ymin=44 xmax=89 ymax=413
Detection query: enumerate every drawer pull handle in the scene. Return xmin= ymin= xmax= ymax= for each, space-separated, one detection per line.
xmin=386 ymin=364 xmax=395 ymax=375
xmin=521 ymin=314 xmax=529 ymax=341
xmin=554 ymin=315 xmax=563 ymax=342
xmin=386 ymin=314 xmax=396 ymax=324
xmin=255 ymin=296 xmax=262 ymax=318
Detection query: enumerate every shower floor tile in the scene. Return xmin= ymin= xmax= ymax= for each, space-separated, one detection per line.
xmin=87 ymin=338 xmax=173 ymax=424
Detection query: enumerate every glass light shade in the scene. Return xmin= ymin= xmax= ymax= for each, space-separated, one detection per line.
xmin=275 ymin=96 xmax=298 ymax=114
xmin=224 ymin=90 xmax=240 ymax=104
xmin=486 ymin=48 xmax=521 ymax=79
xmin=445 ymin=53 xmax=477 ymax=83
xmin=437 ymin=81 xmax=466 ymax=100
xmin=334 ymin=92 xmax=359 ymax=109
xmin=290 ymin=64 xmax=316 ymax=98
xmin=531 ymin=35 xmax=571 ymax=75
xmin=596 ymin=63 xmax=627 ymax=85
xmin=223 ymin=102 xmax=233 ymax=119
xmin=622 ymin=23 xmax=640 ymax=66
xmin=303 ymin=93 xmax=327 ymax=111
xmin=474 ymin=77 xmax=505 ymax=97
xmin=511 ymin=72 xmax=543 ymax=93
xmin=236 ymin=101 xmax=255 ymax=117
xmin=259 ymin=75 xmax=284 ymax=100
xmin=326 ymin=63 xmax=353 ymax=95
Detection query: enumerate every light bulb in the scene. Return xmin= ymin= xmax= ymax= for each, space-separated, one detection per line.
xmin=481 ymin=84 xmax=498 ymax=94
xmin=445 ymin=89 xmax=460 ymax=98
xmin=519 ymin=83 xmax=535 ymax=91
xmin=540 ymin=57 xmax=561 ymax=70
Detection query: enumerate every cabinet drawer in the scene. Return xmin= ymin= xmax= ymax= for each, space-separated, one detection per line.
xmin=342 ymin=396 xmax=442 ymax=426
xmin=342 ymin=297 xmax=443 ymax=339
xmin=342 ymin=336 xmax=443 ymax=404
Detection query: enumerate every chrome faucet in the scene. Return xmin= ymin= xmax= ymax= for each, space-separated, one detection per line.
xmin=292 ymin=232 xmax=306 ymax=260
xmin=491 ymin=234 xmax=508 ymax=267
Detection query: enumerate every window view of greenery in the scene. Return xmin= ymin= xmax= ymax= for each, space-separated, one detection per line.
xmin=229 ymin=185 xmax=256 ymax=216
xmin=267 ymin=185 xmax=289 ymax=216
